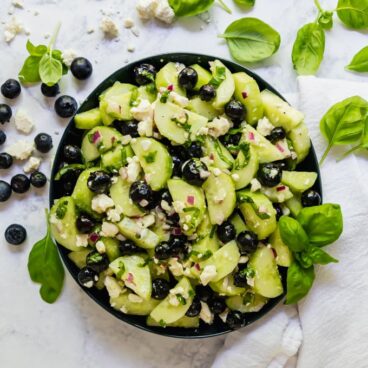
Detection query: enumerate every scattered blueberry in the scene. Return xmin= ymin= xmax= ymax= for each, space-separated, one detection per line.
xmin=70 ymin=57 xmax=93 ymax=80
xmin=129 ymin=181 xmax=154 ymax=209
xmin=233 ymin=270 xmax=247 ymax=287
xmin=63 ymin=144 xmax=82 ymax=163
xmin=34 ymin=133 xmax=53 ymax=153
xmin=152 ymin=278 xmax=170 ymax=300
xmin=0 ymin=104 xmax=12 ymax=124
xmin=199 ymin=84 xmax=216 ymax=101
xmin=78 ymin=267 xmax=99 ymax=288
xmin=181 ymin=158 xmax=208 ymax=186
xmin=187 ymin=141 xmax=203 ymax=158
xmin=0 ymin=152 xmax=13 ymax=169
xmin=41 ymin=83 xmax=60 ymax=97
xmin=87 ymin=170 xmax=111 ymax=194
xmin=60 ymin=168 xmax=82 ymax=195
xmin=195 ymin=285 xmax=213 ymax=303
xmin=0 ymin=131 xmax=6 ymax=145
xmin=217 ymin=221 xmax=236 ymax=243
xmin=30 ymin=171 xmax=47 ymax=188
xmin=0 ymin=180 xmax=11 ymax=202
xmin=178 ymin=67 xmax=198 ymax=91
xmin=55 ymin=95 xmax=78 ymax=118
xmin=76 ymin=214 xmax=95 ymax=234
xmin=134 ymin=63 xmax=156 ymax=86
xmin=236 ymin=231 xmax=258 ymax=255
xmin=301 ymin=190 xmax=322 ymax=207
xmin=1 ymin=79 xmax=21 ymax=99
xmin=257 ymin=163 xmax=282 ymax=187
xmin=225 ymin=100 xmax=245 ymax=123
xmin=11 ymin=174 xmax=30 ymax=193
xmin=5 ymin=224 xmax=26 ymax=245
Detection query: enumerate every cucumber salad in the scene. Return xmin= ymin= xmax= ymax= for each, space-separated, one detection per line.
xmin=50 ymin=59 xmax=320 ymax=330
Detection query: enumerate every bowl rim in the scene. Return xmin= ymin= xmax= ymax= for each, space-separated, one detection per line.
xmin=49 ymin=52 xmax=322 ymax=339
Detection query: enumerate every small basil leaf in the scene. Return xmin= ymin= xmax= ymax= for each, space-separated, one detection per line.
xmin=168 ymin=0 xmax=214 ymax=17
xmin=297 ymin=203 xmax=343 ymax=247
xmin=318 ymin=11 xmax=334 ymax=30
xmin=219 ymin=17 xmax=281 ymax=63
xmin=295 ymin=252 xmax=314 ymax=269
xmin=292 ymin=22 xmax=325 ymax=75
xmin=39 ymin=53 xmax=63 ymax=86
xmin=337 ymin=0 xmax=368 ymax=30
xmin=26 ymin=40 xmax=47 ymax=56
xmin=234 ymin=0 xmax=255 ymax=9
xmin=305 ymin=246 xmax=338 ymax=265
xmin=346 ymin=46 xmax=368 ymax=72
xmin=278 ymin=216 xmax=309 ymax=252
xmin=285 ymin=261 xmax=315 ymax=304
xmin=18 ymin=55 xmax=42 ymax=84
xmin=51 ymin=50 xmax=69 ymax=75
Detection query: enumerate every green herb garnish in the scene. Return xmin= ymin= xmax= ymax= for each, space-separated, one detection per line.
xmin=143 ymin=151 xmax=157 ymax=163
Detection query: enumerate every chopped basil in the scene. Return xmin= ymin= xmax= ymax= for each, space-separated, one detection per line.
xmin=55 ymin=200 xmax=68 ymax=219
xmin=143 ymin=151 xmax=157 ymax=163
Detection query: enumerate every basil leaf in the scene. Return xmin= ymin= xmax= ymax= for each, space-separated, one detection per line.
xmin=168 ymin=0 xmax=214 ymax=17
xmin=337 ymin=0 xmax=368 ymax=29
xmin=305 ymin=246 xmax=338 ymax=265
xmin=26 ymin=40 xmax=47 ymax=56
xmin=18 ymin=56 xmax=42 ymax=84
xmin=278 ymin=216 xmax=309 ymax=252
xmin=285 ymin=261 xmax=315 ymax=304
xmin=318 ymin=11 xmax=334 ymax=30
xmin=27 ymin=211 xmax=65 ymax=303
xmin=297 ymin=203 xmax=343 ymax=247
xmin=346 ymin=46 xmax=368 ymax=72
xmin=52 ymin=49 xmax=68 ymax=75
xmin=39 ymin=52 xmax=63 ymax=86
xmin=292 ymin=23 xmax=325 ymax=75
xmin=294 ymin=252 xmax=314 ymax=269
xmin=234 ymin=0 xmax=255 ymax=9
xmin=319 ymin=96 xmax=368 ymax=164
xmin=219 ymin=17 xmax=281 ymax=63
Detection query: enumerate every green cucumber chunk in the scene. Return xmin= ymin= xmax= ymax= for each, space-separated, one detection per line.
xmin=102 ymin=237 xmax=121 ymax=262
xmin=155 ymin=62 xmax=186 ymax=96
xmin=111 ymin=293 xmax=160 ymax=315
xmin=288 ymin=122 xmax=311 ymax=163
xmin=68 ymin=248 xmax=91 ymax=268
xmin=190 ymin=234 xmax=220 ymax=262
xmin=229 ymin=212 xmax=248 ymax=234
xmin=191 ymin=64 xmax=212 ymax=91
xmin=137 ymin=85 xmax=157 ymax=103
xmin=285 ymin=195 xmax=302 ymax=217
xmin=260 ymin=185 xmax=294 ymax=203
xmin=226 ymin=293 xmax=268 ymax=312
xmin=269 ymin=226 xmax=293 ymax=267
xmin=232 ymin=145 xmax=259 ymax=190
xmin=210 ymin=60 xmax=235 ymax=109
xmin=281 ymin=171 xmax=317 ymax=193
xmin=101 ymin=91 xmax=134 ymax=123
xmin=146 ymin=315 xmax=199 ymax=328
xmin=74 ymin=108 xmax=102 ymax=130
xmin=101 ymin=144 xmax=133 ymax=171
xmin=210 ymin=274 xmax=246 ymax=296
xmin=204 ymin=137 xmax=234 ymax=170
xmin=187 ymin=96 xmax=221 ymax=120
xmin=99 ymin=82 xmax=137 ymax=101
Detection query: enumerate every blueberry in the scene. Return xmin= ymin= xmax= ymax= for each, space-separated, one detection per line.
xmin=60 ymin=168 xmax=82 ymax=195
xmin=5 ymin=224 xmax=26 ymax=245
xmin=185 ymin=296 xmax=201 ymax=317
xmin=0 ymin=131 xmax=6 ymax=145
xmin=34 ymin=133 xmax=53 ymax=153
xmin=0 ymin=180 xmax=11 ymax=202
xmin=87 ymin=170 xmax=111 ymax=194
xmin=187 ymin=141 xmax=203 ymax=158
xmin=134 ymin=63 xmax=157 ymax=86
xmin=233 ymin=270 xmax=247 ymax=287
xmin=119 ymin=239 xmax=141 ymax=255
xmin=301 ymin=190 xmax=322 ymax=207
xmin=226 ymin=311 xmax=245 ymax=329
xmin=41 ymin=83 xmax=60 ymax=97
xmin=273 ymin=159 xmax=288 ymax=171
xmin=11 ymin=174 xmax=30 ymax=193
xmin=152 ymin=278 xmax=170 ymax=300
xmin=225 ymin=100 xmax=245 ymax=123
xmin=273 ymin=203 xmax=283 ymax=221
xmin=1 ymin=79 xmax=21 ymax=99
xmin=86 ymin=251 xmax=109 ymax=273
xmin=78 ymin=267 xmax=99 ymax=288
xmin=199 ymin=84 xmax=216 ymax=102
xmin=181 ymin=158 xmax=208 ymax=186
xmin=267 ymin=127 xmax=286 ymax=143
xmin=178 ymin=67 xmax=198 ymax=91
xmin=236 ymin=231 xmax=258 ymax=255
xmin=217 ymin=221 xmax=236 ymax=243
xmin=114 ymin=120 xmax=139 ymax=137
xmin=30 ymin=171 xmax=47 ymax=188
xmin=0 ymin=104 xmax=12 ymax=124
xmin=172 ymin=155 xmax=183 ymax=177
xmin=63 ymin=144 xmax=82 ymax=163
xmin=257 ymin=163 xmax=282 ymax=187
xmin=195 ymin=285 xmax=213 ymax=303
xmin=208 ymin=297 xmax=226 ymax=314
xmin=71 ymin=57 xmax=93 ymax=80
xmin=169 ymin=234 xmax=188 ymax=254
xmin=129 ymin=181 xmax=154 ymax=209
xmin=55 ymin=95 xmax=78 ymax=118
xmin=160 ymin=189 xmax=173 ymax=206
xmin=0 ymin=152 xmax=13 ymax=169
xmin=76 ymin=214 xmax=95 ymax=234
xmin=222 ymin=133 xmax=241 ymax=150
xmin=154 ymin=241 xmax=177 ymax=260
xmin=166 ymin=212 xmax=180 ymax=226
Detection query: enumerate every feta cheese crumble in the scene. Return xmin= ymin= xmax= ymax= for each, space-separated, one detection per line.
xmin=4 ymin=16 xmax=25 ymax=43
xmin=101 ymin=221 xmax=119 ymax=237
xmin=250 ymin=178 xmax=262 ymax=192
xmin=14 ymin=109 xmax=34 ymax=134
xmin=76 ymin=234 xmax=89 ymax=247
xmin=91 ymin=194 xmax=114 ymax=213
xmin=6 ymin=140 xmax=34 ymax=160
xmin=62 ymin=49 xmax=78 ymax=67
xmin=23 ymin=156 xmax=41 ymax=173
xmin=100 ymin=17 xmax=119 ymax=38
xmin=200 ymin=265 xmax=217 ymax=286
xmin=136 ymin=0 xmax=175 ymax=24
xmin=96 ymin=240 xmax=106 ymax=254
xmin=123 ymin=18 xmax=135 ymax=28
xmin=207 ymin=117 xmax=231 ymax=138
xmin=131 ymin=99 xmax=154 ymax=122
xmin=199 ymin=301 xmax=214 ymax=324
xmin=125 ymin=156 xmax=141 ymax=183
xmin=257 ymin=117 xmax=274 ymax=137
xmin=104 ymin=276 xmax=122 ymax=298
xmin=128 ymin=294 xmax=143 ymax=303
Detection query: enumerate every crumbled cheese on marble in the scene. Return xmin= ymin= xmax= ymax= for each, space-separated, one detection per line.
xmin=100 ymin=17 xmax=119 ymax=38
xmin=127 ymin=43 xmax=135 ymax=52
xmin=4 ymin=16 xmax=24 ymax=43
xmin=200 ymin=265 xmax=217 ymax=286
xmin=136 ymin=0 xmax=157 ymax=20
xmin=155 ymin=0 xmax=175 ymax=24
xmin=12 ymin=0 xmax=24 ymax=8
xmin=173 ymin=200 xmax=185 ymax=213
xmin=23 ymin=156 xmax=41 ymax=173
xmin=169 ymin=91 xmax=189 ymax=108
xmin=128 ymin=294 xmax=143 ymax=303
xmin=104 ymin=276 xmax=123 ymax=298
xmin=107 ymin=207 xmax=122 ymax=223
xmin=250 ymin=178 xmax=262 ymax=192
xmin=126 ymin=156 xmax=141 ymax=183
xmin=91 ymin=194 xmax=115 ymax=213
xmin=123 ymin=17 xmax=135 ymax=28
xmin=76 ymin=234 xmax=89 ymax=247
xmin=101 ymin=221 xmax=119 ymax=237
xmin=207 ymin=117 xmax=231 ymax=138
xmin=6 ymin=140 xmax=34 ymax=160
xmin=14 ymin=109 xmax=34 ymax=134
xmin=200 ymin=301 xmax=214 ymax=324
xmin=212 ymin=168 xmax=221 ymax=177
xmin=96 ymin=240 xmax=106 ymax=254
xmin=168 ymin=258 xmax=184 ymax=276
xmin=87 ymin=27 xmax=95 ymax=34
xmin=257 ymin=117 xmax=274 ymax=137
xmin=62 ymin=49 xmax=78 ymax=67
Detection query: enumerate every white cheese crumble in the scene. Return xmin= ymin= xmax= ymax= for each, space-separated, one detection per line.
xmin=239 ymin=256 xmax=249 ymax=264
xmin=168 ymin=258 xmax=184 ymax=276
xmin=219 ymin=309 xmax=229 ymax=323
xmin=169 ymin=91 xmax=189 ymax=108
xmin=128 ymin=294 xmax=143 ymax=303
xmin=127 ymin=44 xmax=135 ymax=52
xmin=12 ymin=0 xmax=24 ymax=8
xmin=107 ymin=207 xmax=122 ymax=223
xmin=91 ymin=194 xmax=115 ymax=213
xmin=207 ymin=117 xmax=231 ymax=138
xmin=257 ymin=117 xmax=274 ymax=137
xmin=168 ymin=294 xmax=180 ymax=306
xmin=123 ymin=18 xmax=135 ymax=28
xmin=76 ymin=234 xmax=89 ymax=247
xmin=23 ymin=156 xmax=41 ymax=173
xmin=100 ymin=17 xmax=119 ymax=38
xmin=136 ymin=0 xmax=175 ymax=24
xmin=173 ymin=200 xmax=185 ymax=213
xmin=101 ymin=221 xmax=119 ymax=237
xmin=200 ymin=265 xmax=217 ymax=286
xmin=96 ymin=240 xmax=106 ymax=254
xmin=6 ymin=140 xmax=34 ymax=160
xmin=231 ymin=173 xmax=240 ymax=181
xmin=138 ymin=214 xmax=156 ymax=228
xmin=4 ymin=16 xmax=24 ymax=43
xmin=131 ymin=99 xmax=154 ymax=122
xmin=61 ymin=49 xmax=78 ymax=67
xmin=199 ymin=301 xmax=214 ymax=324
xmin=250 ymin=178 xmax=262 ymax=192
xmin=136 ymin=0 xmax=157 ymax=20
xmin=138 ymin=119 xmax=153 ymax=137
xmin=104 ymin=276 xmax=122 ymax=298
xmin=125 ymin=156 xmax=141 ymax=183
xmin=14 ymin=109 xmax=34 ymax=134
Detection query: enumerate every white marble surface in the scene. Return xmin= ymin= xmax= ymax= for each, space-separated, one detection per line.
xmin=0 ymin=0 xmax=367 ymax=367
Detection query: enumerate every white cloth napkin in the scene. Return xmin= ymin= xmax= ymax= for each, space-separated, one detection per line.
xmin=211 ymin=76 xmax=368 ymax=368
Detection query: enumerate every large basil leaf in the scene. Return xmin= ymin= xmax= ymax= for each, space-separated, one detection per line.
xmin=278 ymin=216 xmax=309 ymax=252
xmin=219 ymin=17 xmax=281 ymax=63
xmin=306 ymin=246 xmax=338 ymax=265
xmin=337 ymin=0 xmax=368 ymax=29
xmin=346 ymin=46 xmax=368 ymax=72
xmin=39 ymin=53 xmax=63 ymax=86
xmin=234 ymin=0 xmax=255 ymax=8
xmin=26 ymin=40 xmax=47 ymax=57
xmin=168 ymin=0 xmax=214 ymax=17
xmin=297 ymin=204 xmax=343 ymax=247
xmin=18 ymin=56 xmax=42 ymax=84
xmin=292 ymin=23 xmax=325 ymax=75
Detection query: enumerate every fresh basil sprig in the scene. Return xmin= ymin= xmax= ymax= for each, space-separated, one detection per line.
xmin=234 ymin=0 xmax=255 ymax=9
xmin=19 ymin=23 xmax=68 ymax=86
xmin=346 ymin=46 xmax=368 ymax=72
xmin=28 ymin=210 xmax=65 ymax=303
xmin=336 ymin=0 xmax=368 ymax=30
xmin=280 ymin=203 xmax=343 ymax=304
xmin=219 ymin=17 xmax=281 ymax=63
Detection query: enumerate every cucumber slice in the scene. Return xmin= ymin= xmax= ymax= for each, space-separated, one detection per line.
xmin=281 ymin=171 xmax=317 ymax=192
xmin=196 ymin=211 xmax=213 ymax=237
xmin=187 ymin=96 xmax=221 ymax=120
xmin=167 ymin=179 xmax=206 ymax=235
xmin=155 ymin=62 xmax=186 ymax=96
xmin=117 ymin=217 xmax=159 ymax=249
xmin=226 ymin=293 xmax=268 ymax=312
xmin=81 ymin=126 xmax=123 ymax=162
xmin=151 ymin=216 xmax=171 ymax=242
xmin=238 ymin=190 xmax=277 ymax=239
xmin=186 ymin=110 xmax=208 ymax=139
xmin=102 ymin=91 xmax=134 ymax=123
xmin=269 ymin=226 xmax=292 ymax=267
xmin=232 ymin=145 xmax=259 ymax=190
xmin=99 ymin=82 xmax=137 ymax=101
xmin=111 ymin=293 xmax=160 ymax=315
xmin=261 ymin=90 xmax=304 ymax=132
xmin=210 ymin=60 xmax=235 ymax=109
xmin=74 ymin=108 xmax=102 ymax=130
xmin=200 ymin=241 xmax=240 ymax=282
xmin=110 ymin=255 xmax=152 ymax=299
xmin=102 ymin=237 xmax=121 ymax=262
xmin=110 ymin=177 xmax=145 ymax=217
xmin=191 ymin=64 xmax=212 ymax=91
xmin=248 ymin=246 xmax=283 ymax=298
xmin=260 ymin=185 xmax=294 ymax=203
xmin=146 ymin=315 xmax=199 ymax=328
xmin=190 ymin=234 xmax=220 ymax=262
xmin=101 ymin=144 xmax=133 ymax=171
xmin=209 ymin=275 xmax=246 ymax=296
xmin=68 ymin=248 xmax=91 ymax=268
xmin=285 ymin=195 xmax=302 ymax=217
xmin=288 ymin=122 xmax=311 ymax=163
xmin=203 ymin=172 xmax=236 ymax=225
xmin=137 ymin=85 xmax=157 ymax=103
xmin=50 ymin=196 xmax=80 ymax=251
xmin=242 ymin=125 xmax=286 ymax=163
xmin=131 ymin=137 xmax=173 ymax=190
xmin=150 ymin=277 xmax=194 ymax=324
xmin=99 ymin=100 xmax=114 ymax=126
xmin=233 ymin=72 xmax=264 ymax=125
xmin=229 ymin=212 xmax=248 ymax=234
xmin=204 ymin=137 xmax=234 ymax=170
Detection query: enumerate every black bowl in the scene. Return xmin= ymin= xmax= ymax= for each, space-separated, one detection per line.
xmin=50 ymin=53 xmax=322 ymax=338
